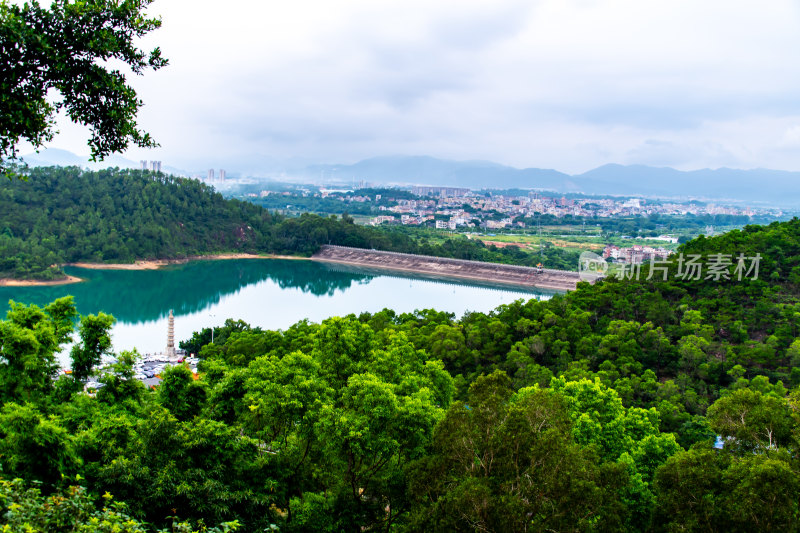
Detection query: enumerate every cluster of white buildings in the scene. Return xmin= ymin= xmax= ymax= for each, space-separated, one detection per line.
xmin=603 ymin=244 xmax=674 ymax=264
xmin=288 ymin=183 xmax=777 ymax=231
xmin=362 ymin=188 xmax=766 ymax=229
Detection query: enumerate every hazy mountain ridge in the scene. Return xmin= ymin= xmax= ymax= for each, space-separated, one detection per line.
xmin=305 ymin=156 xmax=570 ymax=190
xmin=306 ymin=157 xmax=799 ymax=206
xmin=21 ymin=149 xmax=800 ymax=206
xmin=574 ymin=164 xmax=800 ymax=204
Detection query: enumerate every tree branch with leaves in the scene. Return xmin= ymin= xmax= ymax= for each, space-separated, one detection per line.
xmin=0 ymin=0 xmax=167 ymax=174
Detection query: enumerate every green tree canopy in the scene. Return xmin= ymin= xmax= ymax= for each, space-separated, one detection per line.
xmin=70 ymin=311 xmax=115 ymax=381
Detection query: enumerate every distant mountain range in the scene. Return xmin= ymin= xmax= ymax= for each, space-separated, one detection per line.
xmin=19 ymin=150 xmax=800 ymax=207
xmin=304 ymin=156 xmax=800 ymax=207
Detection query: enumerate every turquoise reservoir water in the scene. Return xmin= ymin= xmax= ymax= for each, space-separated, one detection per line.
xmin=0 ymin=259 xmax=559 ymax=357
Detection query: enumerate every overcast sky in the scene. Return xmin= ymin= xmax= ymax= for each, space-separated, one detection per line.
xmin=44 ymin=0 xmax=800 ymax=174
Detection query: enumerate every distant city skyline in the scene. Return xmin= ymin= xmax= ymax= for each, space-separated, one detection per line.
xmin=22 ymin=0 xmax=800 ymax=176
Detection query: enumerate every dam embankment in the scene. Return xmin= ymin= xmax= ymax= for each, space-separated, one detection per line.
xmin=311 ymin=245 xmax=581 ymax=291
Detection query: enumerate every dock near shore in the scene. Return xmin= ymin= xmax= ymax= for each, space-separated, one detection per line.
xmin=311 ymin=245 xmax=581 ymax=291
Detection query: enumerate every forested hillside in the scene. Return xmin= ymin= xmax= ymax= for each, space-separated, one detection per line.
xmin=0 ymin=166 xmax=578 ymax=280
xmin=0 ymin=166 xmax=278 ymax=279
xmin=2 ymin=219 xmax=800 ymax=531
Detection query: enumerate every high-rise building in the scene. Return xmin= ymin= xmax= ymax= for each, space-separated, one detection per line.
xmin=148 ymin=161 xmax=161 ymax=172
xmin=219 ymin=169 xmax=226 ymax=180
xmin=208 ymin=169 xmax=215 ymax=180
xmin=140 ymin=160 xmax=147 ymax=171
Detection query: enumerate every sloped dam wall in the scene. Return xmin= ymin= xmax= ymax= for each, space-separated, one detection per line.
xmin=311 ymin=245 xmax=581 ymax=291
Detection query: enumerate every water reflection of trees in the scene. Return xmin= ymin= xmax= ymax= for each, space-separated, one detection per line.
xmin=0 ymin=259 xmax=373 ymax=324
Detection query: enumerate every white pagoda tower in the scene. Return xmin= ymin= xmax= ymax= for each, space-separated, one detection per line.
xmin=166 ymin=309 xmax=177 ymax=359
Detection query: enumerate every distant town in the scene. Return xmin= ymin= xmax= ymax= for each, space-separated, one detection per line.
xmin=360 ymin=186 xmax=765 ymax=229
xmin=184 ymin=178 xmax=789 ymax=266
xmin=128 ymin=165 xmax=787 ymax=267
xmin=228 ymin=182 xmax=779 ymax=228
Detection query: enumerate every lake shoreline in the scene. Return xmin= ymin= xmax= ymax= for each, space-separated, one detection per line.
xmin=68 ymin=253 xmax=308 ymax=271
xmin=0 ymin=253 xmax=309 ymax=286
xmin=0 ymin=274 xmax=84 ymax=287
xmin=2 ymin=249 xmax=581 ymax=290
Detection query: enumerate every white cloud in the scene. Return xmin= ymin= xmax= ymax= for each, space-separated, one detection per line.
xmin=781 ymin=125 xmax=800 ymax=147
xmin=38 ymin=0 xmax=800 ymax=174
